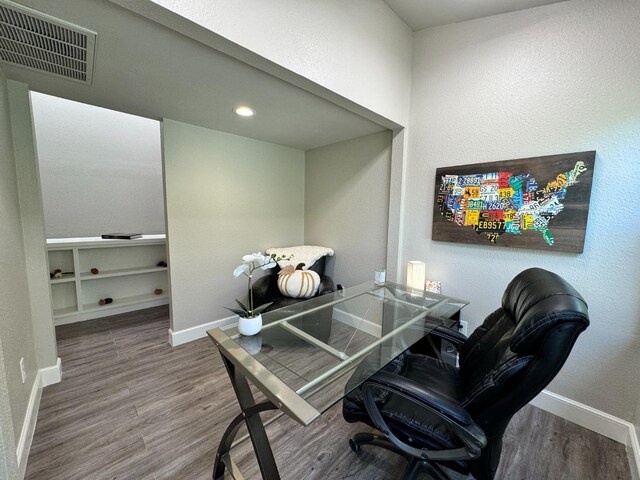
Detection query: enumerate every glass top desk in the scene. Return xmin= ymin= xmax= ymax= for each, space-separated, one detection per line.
xmin=208 ymin=281 xmax=468 ymax=480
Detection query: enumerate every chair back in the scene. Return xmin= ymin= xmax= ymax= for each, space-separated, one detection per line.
xmin=268 ymin=254 xmax=327 ymax=277
xmin=458 ymin=268 xmax=589 ymax=477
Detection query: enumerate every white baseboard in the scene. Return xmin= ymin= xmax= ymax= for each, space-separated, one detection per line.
xmin=530 ymin=390 xmax=640 ymax=476
xmin=39 ymin=358 xmax=61 ymax=387
xmin=530 ymin=390 xmax=630 ymax=443
xmin=169 ymin=315 xmax=237 ymax=346
xmin=16 ymin=371 xmax=42 ymax=479
xmin=628 ymin=424 xmax=640 ymax=480
xmin=16 ymin=359 xmax=63 ymax=478
xmin=55 ymin=298 xmax=169 ymax=326
xmin=333 ymin=308 xmax=381 ymax=337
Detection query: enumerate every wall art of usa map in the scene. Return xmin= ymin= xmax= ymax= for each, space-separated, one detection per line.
xmin=432 ymin=151 xmax=595 ymax=253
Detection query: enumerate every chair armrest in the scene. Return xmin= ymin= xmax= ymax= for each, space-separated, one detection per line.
xmin=251 ymin=274 xmax=277 ymax=307
xmin=430 ymin=325 xmax=467 ymax=347
xmin=318 ymin=275 xmax=335 ymax=295
xmin=362 ymin=370 xmax=486 ymax=461
xmin=368 ymin=370 xmax=473 ymax=426
xmin=405 ymin=324 xmax=466 ymax=360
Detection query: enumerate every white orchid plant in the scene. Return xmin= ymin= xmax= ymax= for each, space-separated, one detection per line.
xmin=225 ymin=252 xmax=292 ymax=318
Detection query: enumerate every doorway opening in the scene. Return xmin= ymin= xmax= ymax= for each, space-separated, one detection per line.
xmin=31 ymin=93 xmax=168 ymax=328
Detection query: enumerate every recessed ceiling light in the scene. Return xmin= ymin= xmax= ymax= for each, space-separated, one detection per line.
xmin=234 ymin=106 xmax=255 ymax=117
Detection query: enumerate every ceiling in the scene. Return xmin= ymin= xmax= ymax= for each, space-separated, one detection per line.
xmin=383 ymin=0 xmax=567 ymax=31
xmin=0 ymin=0 xmax=570 ymax=148
xmin=0 ymin=0 xmax=386 ymax=151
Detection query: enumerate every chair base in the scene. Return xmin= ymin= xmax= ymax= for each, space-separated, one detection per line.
xmin=349 ymin=432 xmax=452 ymax=480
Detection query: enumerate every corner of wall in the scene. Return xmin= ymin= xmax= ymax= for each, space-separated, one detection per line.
xmin=387 ymin=128 xmax=408 ymax=282
xmin=7 ymin=80 xmax=58 ymax=372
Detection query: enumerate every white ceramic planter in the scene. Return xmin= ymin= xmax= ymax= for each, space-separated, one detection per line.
xmin=241 ymin=334 xmax=263 ymax=354
xmin=238 ymin=314 xmax=262 ymax=336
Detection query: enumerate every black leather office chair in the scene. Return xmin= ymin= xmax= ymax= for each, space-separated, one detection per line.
xmin=343 ymin=268 xmax=589 ymax=480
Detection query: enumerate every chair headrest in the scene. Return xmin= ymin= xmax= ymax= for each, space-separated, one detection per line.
xmin=503 ymin=268 xmax=589 ymax=354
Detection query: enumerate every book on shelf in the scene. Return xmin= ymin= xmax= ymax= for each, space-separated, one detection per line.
xmin=101 ymin=233 xmax=143 ymax=240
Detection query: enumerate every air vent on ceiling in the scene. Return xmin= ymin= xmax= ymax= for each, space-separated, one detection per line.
xmin=0 ymin=0 xmax=96 ymax=84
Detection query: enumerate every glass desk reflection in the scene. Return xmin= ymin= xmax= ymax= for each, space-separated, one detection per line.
xmin=208 ymin=281 xmax=468 ymax=480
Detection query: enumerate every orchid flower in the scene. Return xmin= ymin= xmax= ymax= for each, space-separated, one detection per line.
xmin=233 ymin=264 xmax=250 ymax=277
xmin=225 ymin=251 xmax=293 ymax=318
xmin=242 ymin=252 xmax=265 ymax=263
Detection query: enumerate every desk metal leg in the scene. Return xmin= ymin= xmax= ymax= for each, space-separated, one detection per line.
xmin=213 ymin=354 xmax=281 ymax=480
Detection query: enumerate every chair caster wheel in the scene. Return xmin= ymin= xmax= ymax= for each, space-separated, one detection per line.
xmin=349 ymin=439 xmax=361 ymax=454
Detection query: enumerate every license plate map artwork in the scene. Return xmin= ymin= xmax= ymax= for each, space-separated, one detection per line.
xmin=432 ymin=151 xmax=595 ymax=253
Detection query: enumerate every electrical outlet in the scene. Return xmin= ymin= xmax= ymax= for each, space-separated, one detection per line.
xmin=459 ymin=320 xmax=468 ymax=337
xmin=19 ymin=357 xmax=26 ymax=384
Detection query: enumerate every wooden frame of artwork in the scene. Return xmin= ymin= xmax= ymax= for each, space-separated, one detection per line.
xmin=432 ymin=151 xmax=596 ymax=253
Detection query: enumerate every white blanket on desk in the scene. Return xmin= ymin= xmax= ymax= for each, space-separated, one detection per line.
xmin=266 ymin=245 xmax=334 ymax=270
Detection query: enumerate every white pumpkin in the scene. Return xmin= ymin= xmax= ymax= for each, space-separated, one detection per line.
xmin=277 ymin=266 xmax=321 ymax=299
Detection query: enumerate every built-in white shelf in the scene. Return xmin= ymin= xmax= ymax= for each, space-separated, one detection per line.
xmin=79 ymin=265 xmax=167 ymax=280
xmin=47 ymin=235 xmax=169 ymax=325
xmin=46 ymin=234 xmax=166 ymax=248
xmin=53 ymin=306 xmax=79 ymax=318
xmin=82 ymin=292 xmax=169 ymax=313
xmin=50 ymin=274 xmax=76 ymax=284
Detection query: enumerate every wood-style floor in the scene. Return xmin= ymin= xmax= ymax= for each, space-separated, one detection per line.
xmin=26 ymin=306 xmax=631 ymax=480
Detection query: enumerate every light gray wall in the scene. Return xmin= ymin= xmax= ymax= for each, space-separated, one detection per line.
xmin=31 ymin=93 xmax=164 ymax=238
xmin=0 ymin=338 xmax=17 ymax=480
xmin=305 ymin=131 xmax=391 ymax=287
xmin=636 ymin=401 xmax=640 ymax=449
xmin=404 ymin=0 xmax=640 ymax=420
xmin=0 ymin=73 xmax=38 ymax=466
xmin=150 ymin=0 xmax=412 ymax=126
xmin=163 ymin=119 xmax=305 ymax=332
